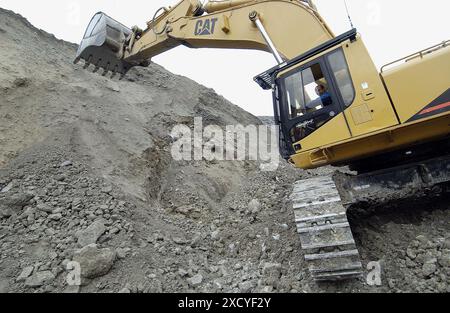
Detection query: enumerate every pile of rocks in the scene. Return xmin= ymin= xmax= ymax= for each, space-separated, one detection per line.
xmin=0 ymin=150 xmax=133 ymax=293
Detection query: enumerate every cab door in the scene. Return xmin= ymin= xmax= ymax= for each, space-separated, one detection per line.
xmin=277 ymin=53 xmax=352 ymax=152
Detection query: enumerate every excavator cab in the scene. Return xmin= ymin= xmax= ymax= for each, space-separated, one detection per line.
xmin=256 ymin=29 xmax=360 ymax=161
xmin=74 ymin=12 xmax=136 ymax=77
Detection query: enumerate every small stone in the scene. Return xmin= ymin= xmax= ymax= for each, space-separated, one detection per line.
xmin=263 ymin=262 xmax=282 ymax=276
xmin=49 ymin=251 xmax=58 ymax=260
xmin=45 ymin=228 xmax=56 ymax=236
xmin=172 ymin=236 xmax=187 ymax=245
xmin=416 ymin=235 xmax=428 ymax=245
xmin=119 ymin=287 xmax=131 ymax=293
xmin=37 ymin=204 xmax=54 ymax=213
xmin=406 ymin=247 xmax=417 ymax=260
xmin=187 ymin=274 xmax=203 ymax=287
xmin=101 ymin=186 xmax=113 ymax=194
xmin=60 ymin=161 xmax=73 ymax=167
xmin=76 ymin=220 xmax=106 ymax=247
xmin=52 ymin=208 xmax=63 ymax=214
xmin=24 ymin=271 xmax=55 ymax=287
xmin=116 ymin=247 xmax=131 ymax=259
xmin=211 ymin=230 xmax=220 ymax=241
xmin=16 ymin=266 xmax=34 ymax=282
xmin=248 ymin=199 xmax=261 ymax=213
xmin=178 ymin=268 xmax=188 ymax=277
xmin=1 ymin=182 xmax=13 ymax=193
xmin=422 ymin=263 xmax=437 ymax=277
xmin=48 ymin=213 xmax=62 ymax=221
xmin=55 ymin=175 xmax=66 ymax=182
xmin=239 ymin=281 xmax=255 ymax=293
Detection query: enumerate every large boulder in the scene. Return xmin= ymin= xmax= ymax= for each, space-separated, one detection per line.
xmin=73 ymin=244 xmax=116 ymax=279
xmin=0 ymin=192 xmax=33 ymax=218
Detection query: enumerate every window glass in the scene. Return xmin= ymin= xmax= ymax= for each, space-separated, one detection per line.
xmin=84 ymin=13 xmax=102 ymax=38
xmin=283 ymin=63 xmax=333 ymax=120
xmin=328 ymin=49 xmax=355 ymax=106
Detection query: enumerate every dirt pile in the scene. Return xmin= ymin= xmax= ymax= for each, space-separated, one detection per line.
xmin=0 ymin=8 xmax=448 ymax=293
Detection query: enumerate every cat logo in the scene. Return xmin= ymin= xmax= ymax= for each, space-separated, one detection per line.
xmin=194 ymin=18 xmax=218 ymax=36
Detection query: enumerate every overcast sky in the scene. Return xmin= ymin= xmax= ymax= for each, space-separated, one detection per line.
xmin=0 ymin=0 xmax=449 ymax=116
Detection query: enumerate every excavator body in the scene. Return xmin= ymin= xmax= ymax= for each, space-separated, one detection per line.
xmin=73 ymin=0 xmax=450 ymax=282
xmin=256 ymin=31 xmax=450 ymax=172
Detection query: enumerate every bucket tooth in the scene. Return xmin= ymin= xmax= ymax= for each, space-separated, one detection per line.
xmin=102 ymin=63 xmax=111 ymax=76
xmin=92 ymin=59 xmax=103 ymax=73
xmin=110 ymin=65 xmax=119 ymax=78
xmin=73 ymin=57 xmax=81 ymax=65
xmin=83 ymin=55 xmax=93 ymax=69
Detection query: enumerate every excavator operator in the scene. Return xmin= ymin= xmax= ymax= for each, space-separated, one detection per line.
xmin=315 ymin=84 xmax=333 ymax=106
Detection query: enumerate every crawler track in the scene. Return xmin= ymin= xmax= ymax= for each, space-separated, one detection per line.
xmin=291 ymin=176 xmax=363 ymax=281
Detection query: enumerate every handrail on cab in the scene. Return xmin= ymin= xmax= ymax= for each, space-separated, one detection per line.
xmin=381 ymin=40 xmax=450 ymax=73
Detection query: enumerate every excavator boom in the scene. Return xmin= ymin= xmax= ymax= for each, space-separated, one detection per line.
xmin=74 ymin=0 xmax=333 ymax=77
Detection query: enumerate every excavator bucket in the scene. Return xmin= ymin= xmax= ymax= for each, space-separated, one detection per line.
xmin=74 ymin=12 xmax=135 ymax=77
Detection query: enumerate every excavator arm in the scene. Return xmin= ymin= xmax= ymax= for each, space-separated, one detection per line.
xmin=74 ymin=0 xmax=334 ymax=77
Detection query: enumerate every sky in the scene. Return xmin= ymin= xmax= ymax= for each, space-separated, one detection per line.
xmin=0 ymin=0 xmax=449 ymax=116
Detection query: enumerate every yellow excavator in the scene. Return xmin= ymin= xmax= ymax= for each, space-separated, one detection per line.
xmin=74 ymin=0 xmax=450 ymax=281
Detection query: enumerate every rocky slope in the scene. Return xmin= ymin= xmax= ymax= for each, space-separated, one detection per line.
xmin=0 ymin=8 xmax=448 ymax=293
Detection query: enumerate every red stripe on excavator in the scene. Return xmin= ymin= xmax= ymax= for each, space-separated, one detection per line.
xmin=419 ymin=102 xmax=450 ymax=115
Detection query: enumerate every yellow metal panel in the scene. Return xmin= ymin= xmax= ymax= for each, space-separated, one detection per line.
xmin=290 ymin=112 xmax=450 ymax=169
xmin=295 ymin=113 xmax=351 ymax=151
xmin=341 ymin=38 xmax=398 ymax=136
xmin=381 ymin=44 xmax=450 ymax=123
xmin=350 ymin=104 xmax=372 ymax=125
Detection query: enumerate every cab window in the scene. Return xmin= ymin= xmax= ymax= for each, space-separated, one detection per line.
xmin=284 ymin=63 xmax=333 ymax=120
xmin=327 ymin=49 xmax=355 ymax=106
